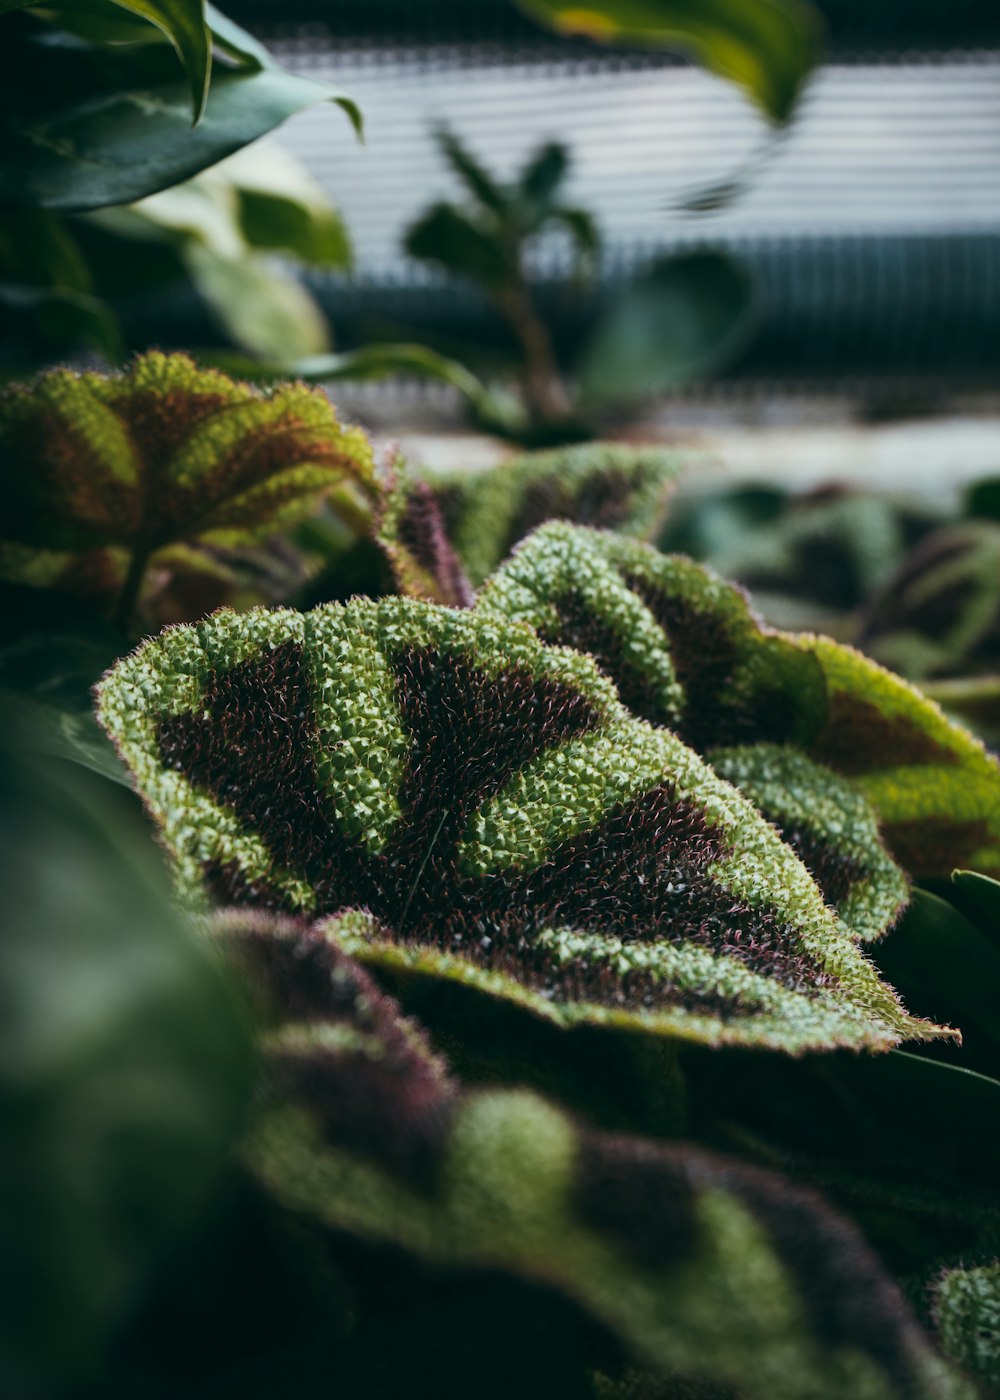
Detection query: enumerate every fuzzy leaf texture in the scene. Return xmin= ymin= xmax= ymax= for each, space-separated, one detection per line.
xmin=374 ymin=460 xmax=474 ymax=608
xmin=96 ymin=595 xmax=945 ymax=1053
xmin=0 ymin=351 xmax=374 ymax=607
xmin=419 ymin=442 xmax=682 ymax=587
xmin=933 ymin=1263 xmax=1000 ymax=1390
xmin=221 ymin=910 xmax=968 ymax=1400
xmin=478 ymin=524 xmax=1000 ymax=879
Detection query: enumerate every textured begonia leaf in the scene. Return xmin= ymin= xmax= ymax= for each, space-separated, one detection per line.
xmin=933 ymin=1263 xmax=1000 ymax=1390
xmin=420 ymin=442 xmax=683 ymax=587
xmin=0 ymin=351 xmax=374 ymax=604
xmin=214 ymin=909 xmax=456 ymax=1178
xmin=480 ymin=524 xmax=1000 ymax=878
xmin=708 ymin=744 xmax=909 ymax=943
xmin=227 ymin=911 xmax=966 ymax=1400
xmin=374 ymin=461 xmax=474 ymax=608
xmin=477 ymin=522 xmax=826 ymax=748
xmin=97 ymin=595 xmax=943 ymax=1053
xmin=800 ymin=635 xmax=1000 ymax=879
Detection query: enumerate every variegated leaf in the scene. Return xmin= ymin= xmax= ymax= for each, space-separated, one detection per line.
xmin=709 ymin=744 xmax=909 ymax=943
xmin=374 ymin=458 xmax=473 ymax=607
xmin=226 ymin=911 xmax=968 ymax=1400
xmin=420 ymin=442 xmax=682 ymax=587
xmin=933 ymin=1263 xmax=1000 ymax=1391
xmin=477 ymin=521 xmax=826 ymax=748
xmin=801 ymin=635 xmax=1000 ymax=879
xmin=479 ymin=524 xmax=1000 ymax=879
xmin=97 ymin=596 xmax=942 ymax=1053
xmin=0 ymin=351 xmax=375 ymax=617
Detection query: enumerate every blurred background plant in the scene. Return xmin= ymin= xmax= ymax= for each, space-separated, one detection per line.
xmin=0 ymin=0 xmax=824 ymax=427
xmin=0 ymin=0 xmax=360 ymax=371
xmin=660 ymin=473 xmax=1000 ymax=749
xmin=395 ymin=129 xmax=756 ymax=445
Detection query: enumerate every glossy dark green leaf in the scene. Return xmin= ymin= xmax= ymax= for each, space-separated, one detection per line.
xmin=577 ymin=252 xmax=756 ymax=403
xmin=949 ymin=869 xmax=1000 ymax=954
xmin=874 ymin=888 xmax=1000 ymax=1077
xmin=518 ymin=142 xmax=569 ymax=224
xmin=111 ymin=0 xmax=212 ymax=122
xmin=514 ymin=0 xmax=823 ymax=125
xmin=0 ymin=749 xmax=251 ymax=1388
xmin=0 ymin=14 xmax=359 ymax=211
xmin=405 ymin=203 xmax=511 ymax=291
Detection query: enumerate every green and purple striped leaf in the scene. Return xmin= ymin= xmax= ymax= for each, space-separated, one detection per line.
xmin=222 ymin=910 xmax=967 ymax=1400
xmin=0 ymin=351 xmax=374 ymax=609
xmin=420 ymin=442 xmax=683 ymax=588
xmin=479 ymin=524 xmax=1000 ymax=879
xmin=97 ymin=596 xmax=943 ymax=1053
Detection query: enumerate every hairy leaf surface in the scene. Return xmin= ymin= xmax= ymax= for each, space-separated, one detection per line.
xmin=97 ymin=596 xmax=941 ymax=1052
xmin=934 ymin=1263 xmax=1000 ymax=1390
xmin=709 ymin=744 xmax=909 ymax=943
xmin=374 ymin=461 xmax=474 ymax=607
xmin=479 ymin=524 xmax=1000 ymax=878
xmin=226 ymin=911 xmax=966 ymax=1400
xmin=0 ymin=352 xmax=374 ymax=609
xmin=421 ymin=443 xmax=682 ymax=587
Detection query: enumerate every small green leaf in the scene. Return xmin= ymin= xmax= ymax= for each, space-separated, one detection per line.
xmin=436 ymin=126 xmax=509 ymax=217
xmin=223 ymin=142 xmax=352 ymax=268
xmin=550 ymin=204 xmax=600 ymax=260
xmin=97 ymin=596 xmax=942 ymax=1054
xmin=421 ymin=441 xmax=683 ymax=586
xmin=274 ymin=343 xmax=526 ymax=437
xmin=517 ymin=142 xmax=569 ymax=224
xmin=578 ymin=252 xmax=756 ymax=404
xmin=405 ymin=203 xmax=512 ymax=291
xmin=514 ymin=0 xmax=823 ymax=125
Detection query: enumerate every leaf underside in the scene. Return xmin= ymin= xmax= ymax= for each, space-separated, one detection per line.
xmin=478 ymin=524 xmax=1000 ymax=879
xmin=97 ymin=595 xmax=942 ymax=1053
xmin=223 ymin=910 xmax=964 ymax=1400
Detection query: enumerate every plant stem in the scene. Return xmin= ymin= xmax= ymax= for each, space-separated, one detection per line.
xmin=113 ymin=545 xmax=150 ymax=634
xmin=498 ymin=277 xmax=571 ymax=426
